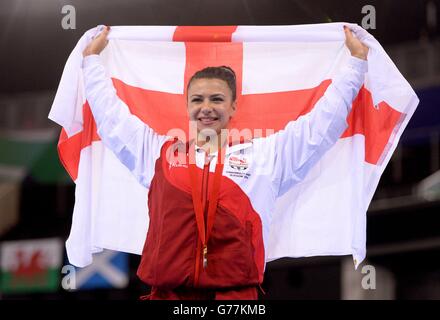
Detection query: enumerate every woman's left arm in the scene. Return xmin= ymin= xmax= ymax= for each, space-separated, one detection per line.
xmin=262 ymin=27 xmax=369 ymax=197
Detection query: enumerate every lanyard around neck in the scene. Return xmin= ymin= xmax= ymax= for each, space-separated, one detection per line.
xmin=187 ymin=139 xmax=227 ymax=260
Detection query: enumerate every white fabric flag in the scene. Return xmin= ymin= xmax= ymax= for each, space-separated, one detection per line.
xmin=49 ymin=23 xmax=419 ymax=268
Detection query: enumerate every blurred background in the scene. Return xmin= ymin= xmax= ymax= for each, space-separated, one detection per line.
xmin=0 ymin=0 xmax=439 ymax=300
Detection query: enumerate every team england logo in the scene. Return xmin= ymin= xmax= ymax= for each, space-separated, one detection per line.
xmin=228 ymin=156 xmax=249 ymax=171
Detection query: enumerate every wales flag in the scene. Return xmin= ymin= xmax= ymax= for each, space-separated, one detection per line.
xmin=0 ymin=238 xmax=63 ymax=294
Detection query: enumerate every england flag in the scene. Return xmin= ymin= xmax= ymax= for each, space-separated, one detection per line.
xmin=48 ymin=23 xmax=419 ymax=269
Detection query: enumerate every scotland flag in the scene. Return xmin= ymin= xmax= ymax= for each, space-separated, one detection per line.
xmin=74 ymin=250 xmax=129 ymax=290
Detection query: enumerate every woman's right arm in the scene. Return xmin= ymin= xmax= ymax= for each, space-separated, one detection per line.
xmin=82 ymin=28 xmax=170 ymax=188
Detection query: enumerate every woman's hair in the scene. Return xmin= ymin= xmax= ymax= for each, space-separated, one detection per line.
xmin=187 ymin=66 xmax=237 ymax=101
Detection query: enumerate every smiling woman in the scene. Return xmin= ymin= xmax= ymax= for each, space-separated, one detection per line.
xmin=186 ymin=70 xmax=237 ymax=153
xmin=78 ymin=25 xmax=371 ymax=300
xmin=186 ymin=66 xmax=238 ymax=154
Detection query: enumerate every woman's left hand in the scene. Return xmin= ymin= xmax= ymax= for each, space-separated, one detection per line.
xmin=344 ymin=25 xmax=369 ymax=61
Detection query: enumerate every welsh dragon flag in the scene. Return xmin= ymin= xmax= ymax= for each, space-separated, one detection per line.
xmin=48 ymin=24 xmax=419 ymax=268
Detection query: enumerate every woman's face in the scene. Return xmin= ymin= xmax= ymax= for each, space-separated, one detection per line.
xmin=187 ymin=78 xmax=236 ymax=136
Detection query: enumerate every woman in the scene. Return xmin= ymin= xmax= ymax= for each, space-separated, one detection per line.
xmin=82 ymin=25 xmax=368 ymax=300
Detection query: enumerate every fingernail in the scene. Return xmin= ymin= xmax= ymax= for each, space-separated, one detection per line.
xmin=106 ymin=25 xmax=110 ymax=30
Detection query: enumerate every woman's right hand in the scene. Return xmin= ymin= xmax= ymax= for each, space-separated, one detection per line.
xmin=83 ymin=26 xmax=110 ymax=57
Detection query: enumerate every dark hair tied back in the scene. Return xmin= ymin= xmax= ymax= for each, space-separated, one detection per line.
xmin=187 ymin=66 xmax=237 ymax=101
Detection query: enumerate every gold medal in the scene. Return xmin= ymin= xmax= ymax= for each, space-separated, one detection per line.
xmin=203 ymin=245 xmax=208 ymax=268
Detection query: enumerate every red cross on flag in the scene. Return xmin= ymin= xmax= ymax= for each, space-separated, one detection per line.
xmin=49 ymin=24 xmax=419 ymax=269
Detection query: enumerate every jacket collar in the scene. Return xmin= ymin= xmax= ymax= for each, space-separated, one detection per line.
xmin=190 ymin=138 xmax=253 ymax=156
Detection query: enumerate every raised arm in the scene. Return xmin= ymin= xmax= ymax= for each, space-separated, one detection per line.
xmin=82 ymin=26 xmax=170 ymax=188
xmin=257 ymin=26 xmax=369 ymax=197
